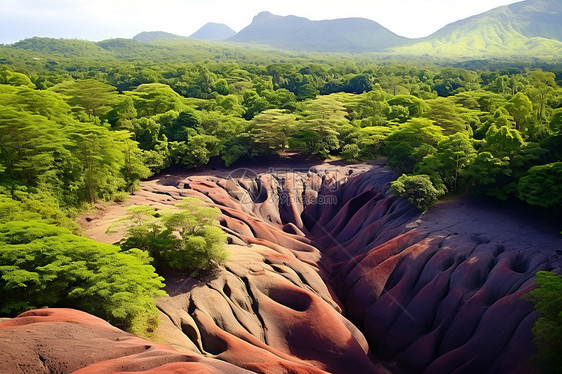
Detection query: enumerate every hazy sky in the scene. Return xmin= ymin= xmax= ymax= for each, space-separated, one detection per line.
xmin=0 ymin=0 xmax=523 ymax=44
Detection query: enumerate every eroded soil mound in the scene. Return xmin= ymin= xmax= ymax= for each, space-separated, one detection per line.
xmin=4 ymin=163 xmax=560 ymax=373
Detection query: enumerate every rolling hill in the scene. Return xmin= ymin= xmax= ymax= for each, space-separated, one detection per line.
xmin=395 ymin=0 xmax=562 ymax=57
xmin=228 ymin=11 xmax=408 ymax=53
xmin=132 ymin=31 xmax=190 ymax=43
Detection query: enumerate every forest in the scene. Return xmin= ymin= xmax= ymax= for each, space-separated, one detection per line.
xmin=0 ymin=37 xmax=561 ymax=365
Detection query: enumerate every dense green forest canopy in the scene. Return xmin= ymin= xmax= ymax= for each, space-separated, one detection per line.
xmin=0 ymin=37 xmax=561 ymax=338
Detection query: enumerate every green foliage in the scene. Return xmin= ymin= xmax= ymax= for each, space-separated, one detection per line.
xmin=527 ymin=271 xmax=562 ymax=374
xmin=418 ymin=133 xmax=477 ymax=193
xmin=384 ymin=118 xmax=444 ymax=174
xmin=0 ymin=220 xmax=166 ymax=334
xmin=128 ymin=83 xmax=185 ymax=117
xmin=518 ymin=162 xmax=562 ymax=209
xmin=115 ymin=198 xmax=229 ymax=275
xmin=391 ymin=174 xmax=443 ymax=211
xmin=1 ymin=39 xmax=561 ymax=229
xmin=251 ymin=109 xmax=297 ymax=152
xmin=51 ymin=79 xmax=119 ymax=120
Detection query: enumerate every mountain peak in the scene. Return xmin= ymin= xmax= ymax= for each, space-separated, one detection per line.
xmin=230 ymin=12 xmax=407 ymax=53
xmin=132 ymin=31 xmax=188 ymax=42
xmin=191 ymin=23 xmax=236 ymax=41
xmin=254 ymin=11 xmax=275 ymax=21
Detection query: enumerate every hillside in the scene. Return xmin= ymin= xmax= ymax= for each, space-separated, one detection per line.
xmin=395 ymin=0 xmax=562 ymax=57
xmin=132 ymin=31 xmax=190 ymax=42
xmin=228 ymin=11 xmax=408 ymax=53
xmin=191 ymin=22 xmax=236 ymax=41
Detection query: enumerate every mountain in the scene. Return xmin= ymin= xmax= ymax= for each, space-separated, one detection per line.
xmin=132 ymin=31 xmax=189 ymax=42
xmin=228 ymin=11 xmax=408 ymax=53
xmin=395 ymin=0 xmax=562 ymax=56
xmin=191 ymin=23 xmax=236 ymax=41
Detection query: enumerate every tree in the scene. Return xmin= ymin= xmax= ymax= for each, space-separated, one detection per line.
xmin=293 ymin=118 xmax=339 ymax=159
xmin=242 ymin=90 xmax=270 ymax=120
xmin=0 ymin=220 xmax=166 ymax=335
xmin=250 ymin=109 xmax=297 ymax=152
xmin=463 ymin=151 xmax=511 ymax=197
xmin=432 ymin=133 xmax=476 ymax=192
xmin=115 ymin=96 xmax=138 ymax=131
xmin=549 ymin=108 xmax=562 ymax=133
xmin=390 ymin=174 xmax=443 ymax=211
xmin=525 ymin=70 xmax=556 ymax=124
xmin=128 ymin=83 xmax=184 ymax=117
xmin=485 ymin=125 xmax=525 ymax=156
xmin=384 ymin=118 xmax=444 ymax=174
xmin=51 ymin=79 xmax=119 ymax=120
xmin=0 ymin=107 xmax=71 ymax=188
xmin=115 ymin=198 xmax=229 ymax=275
xmin=506 ymin=92 xmax=533 ymax=134
xmin=0 ymin=70 xmax=34 ymax=87
xmin=0 ymin=85 xmax=74 ymax=124
xmin=526 ymin=271 xmax=562 ymax=374
xmin=345 ymin=74 xmax=372 ymax=94
xmin=341 ymin=144 xmax=360 ymax=161
xmin=181 ymin=134 xmax=222 ymax=167
xmin=69 ymin=124 xmax=144 ymax=204
xmin=518 ymin=162 xmax=562 ymax=208
xmin=122 ymin=138 xmax=151 ymax=193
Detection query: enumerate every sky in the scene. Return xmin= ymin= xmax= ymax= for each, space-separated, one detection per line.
xmin=0 ymin=0 xmax=524 ymax=44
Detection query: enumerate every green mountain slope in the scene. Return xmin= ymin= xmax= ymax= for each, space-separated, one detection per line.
xmin=228 ymin=11 xmax=408 ymax=53
xmin=395 ymin=0 xmax=562 ymax=57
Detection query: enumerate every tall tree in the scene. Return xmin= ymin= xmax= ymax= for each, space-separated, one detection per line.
xmin=250 ymin=109 xmax=297 ymax=152
xmin=51 ymin=79 xmax=119 ymax=120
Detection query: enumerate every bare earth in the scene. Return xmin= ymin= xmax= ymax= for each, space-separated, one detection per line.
xmin=2 ymin=162 xmax=561 ymax=373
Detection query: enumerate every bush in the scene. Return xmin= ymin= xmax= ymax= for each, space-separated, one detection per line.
xmin=390 ymin=174 xmax=443 ymax=211
xmin=0 ymin=220 xmax=166 ymax=335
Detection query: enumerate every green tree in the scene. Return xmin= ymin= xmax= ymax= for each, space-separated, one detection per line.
xmin=518 ymin=162 xmax=562 ymax=208
xmin=115 ymin=96 xmax=138 ymax=131
xmin=341 ymin=144 xmax=360 ymax=161
xmin=549 ymin=108 xmax=562 ymax=133
xmin=0 ymin=220 xmax=166 ymax=335
xmin=429 ymin=133 xmax=476 ymax=192
xmin=293 ymin=118 xmax=339 ymax=159
xmin=525 ymin=70 xmax=556 ymax=124
xmin=51 ymin=79 xmax=119 ymax=120
xmin=181 ymin=134 xmax=222 ymax=167
xmin=0 ymin=85 xmax=74 ymax=124
xmin=506 ymin=92 xmax=533 ymax=134
xmin=251 ymin=109 xmax=297 ymax=152
xmin=526 ymin=271 xmax=562 ymax=374
xmin=0 ymin=107 xmax=71 ymax=188
xmin=384 ymin=118 xmax=444 ymax=174
xmin=129 ymin=83 xmax=184 ymax=117
xmin=463 ymin=151 xmax=511 ymax=197
xmin=390 ymin=174 xmax=443 ymax=211
xmin=116 ymin=199 xmax=229 ymax=275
